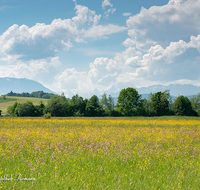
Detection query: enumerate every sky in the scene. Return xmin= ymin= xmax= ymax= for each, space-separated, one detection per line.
xmin=0 ymin=0 xmax=200 ymax=97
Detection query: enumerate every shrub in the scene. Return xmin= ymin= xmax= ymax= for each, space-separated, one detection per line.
xmin=43 ymin=112 xmax=51 ymax=119
xmin=74 ymin=110 xmax=84 ymax=117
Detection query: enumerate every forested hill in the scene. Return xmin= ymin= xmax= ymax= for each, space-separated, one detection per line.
xmin=6 ymin=91 xmax=55 ymax=99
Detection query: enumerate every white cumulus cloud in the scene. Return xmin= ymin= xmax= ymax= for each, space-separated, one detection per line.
xmin=123 ymin=13 xmax=131 ymax=17
xmin=0 ymin=1 xmax=125 ymax=62
xmin=126 ymin=0 xmax=200 ymax=51
xmin=0 ymin=57 xmax=62 ymax=84
xmin=52 ymin=33 xmax=200 ymax=96
xmin=1 ymin=0 xmax=200 ymax=97
xmin=84 ymin=24 xmax=127 ymax=39
xmin=102 ymin=0 xmax=116 ymax=18
xmin=102 ymin=0 xmax=113 ymax=9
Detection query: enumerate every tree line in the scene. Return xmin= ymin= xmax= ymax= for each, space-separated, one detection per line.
xmin=6 ymin=90 xmax=55 ymax=99
xmin=6 ymin=87 xmax=200 ymax=117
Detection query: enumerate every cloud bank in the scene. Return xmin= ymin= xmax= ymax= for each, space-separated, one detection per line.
xmin=125 ymin=0 xmax=200 ymax=51
xmin=1 ymin=0 xmax=200 ymax=97
xmin=0 ymin=1 xmax=125 ymax=62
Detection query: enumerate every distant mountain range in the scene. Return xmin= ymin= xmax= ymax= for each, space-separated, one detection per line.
xmin=96 ymin=84 xmax=200 ymax=98
xmin=90 ymin=84 xmax=200 ymax=105
xmin=0 ymin=77 xmax=55 ymax=95
xmin=1 ymin=77 xmax=200 ymax=101
xmin=137 ymin=84 xmax=200 ymax=97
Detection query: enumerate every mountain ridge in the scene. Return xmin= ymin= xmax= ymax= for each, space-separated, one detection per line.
xmin=105 ymin=84 xmax=200 ymax=98
xmin=1 ymin=77 xmax=200 ymax=99
xmin=0 ymin=77 xmax=55 ymax=95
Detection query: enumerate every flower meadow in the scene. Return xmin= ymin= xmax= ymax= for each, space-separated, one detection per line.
xmin=0 ymin=118 xmax=200 ymax=189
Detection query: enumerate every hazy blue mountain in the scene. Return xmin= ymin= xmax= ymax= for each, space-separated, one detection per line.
xmin=136 ymin=84 xmax=200 ymax=96
xmin=1 ymin=77 xmax=200 ymax=100
xmin=97 ymin=84 xmax=200 ymax=105
xmin=103 ymin=84 xmax=200 ymax=97
xmin=0 ymin=77 xmax=55 ymax=95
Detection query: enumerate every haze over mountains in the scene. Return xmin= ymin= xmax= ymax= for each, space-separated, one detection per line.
xmin=92 ymin=84 xmax=200 ymax=98
xmin=0 ymin=78 xmax=55 ymax=95
xmin=1 ymin=77 xmax=200 ymax=99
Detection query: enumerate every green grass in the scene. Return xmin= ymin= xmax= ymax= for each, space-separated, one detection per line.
xmin=0 ymin=96 xmax=48 ymax=115
xmin=0 ymin=97 xmax=17 ymax=103
xmin=0 ymin=118 xmax=200 ymax=189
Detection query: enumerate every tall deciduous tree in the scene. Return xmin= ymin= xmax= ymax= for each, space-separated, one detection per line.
xmin=173 ymin=95 xmax=197 ymax=116
xmin=17 ymin=101 xmax=35 ymax=117
xmin=100 ymin=93 xmax=115 ymax=116
xmin=117 ymin=87 xmax=142 ymax=116
xmin=7 ymin=102 xmax=20 ymax=116
xmin=70 ymin=94 xmax=86 ymax=116
xmin=34 ymin=101 xmax=45 ymax=116
xmin=149 ymin=90 xmax=171 ymax=116
xmin=44 ymin=95 xmax=69 ymax=117
xmin=85 ymin=95 xmax=104 ymax=117
xmin=190 ymin=93 xmax=200 ymax=111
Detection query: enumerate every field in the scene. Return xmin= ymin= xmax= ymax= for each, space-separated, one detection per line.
xmin=0 ymin=98 xmax=17 ymax=104
xmin=0 ymin=118 xmax=200 ymax=189
xmin=0 ymin=96 xmax=48 ymax=115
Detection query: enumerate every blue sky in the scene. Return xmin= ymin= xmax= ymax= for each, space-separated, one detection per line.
xmin=0 ymin=0 xmax=200 ymax=97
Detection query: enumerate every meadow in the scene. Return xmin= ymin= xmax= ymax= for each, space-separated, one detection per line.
xmin=0 ymin=118 xmax=200 ymax=189
xmin=0 ymin=96 xmax=48 ymax=115
xmin=0 ymin=98 xmax=17 ymax=104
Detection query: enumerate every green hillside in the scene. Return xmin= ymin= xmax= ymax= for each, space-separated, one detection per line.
xmin=0 ymin=97 xmax=17 ymax=103
xmin=0 ymin=96 xmax=48 ymax=115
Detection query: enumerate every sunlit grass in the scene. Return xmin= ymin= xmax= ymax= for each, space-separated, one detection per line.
xmin=0 ymin=96 xmax=48 ymax=115
xmin=0 ymin=118 xmax=200 ymax=189
xmin=0 ymin=97 xmax=17 ymax=103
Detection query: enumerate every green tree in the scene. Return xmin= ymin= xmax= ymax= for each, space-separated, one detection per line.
xmin=34 ymin=101 xmax=45 ymax=116
xmin=138 ymin=98 xmax=150 ymax=116
xmin=116 ymin=87 xmax=142 ymax=116
xmin=190 ymin=93 xmax=200 ymax=111
xmin=100 ymin=93 xmax=115 ymax=116
xmin=173 ymin=95 xmax=197 ymax=116
xmin=7 ymin=102 xmax=20 ymax=116
xmin=42 ymin=94 xmax=52 ymax=99
xmin=3 ymin=95 xmax=6 ymax=100
xmin=85 ymin=95 xmax=104 ymax=116
xmin=17 ymin=101 xmax=35 ymax=117
xmin=149 ymin=90 xmax=171 ymax=116
xmin=69 ymin=94 xmax=86 ymax=116
xmin=7 ymin=91 xmax=14 ymax=96
xmin=21 ymin=92 xmax=30 ymax=97
xmin=44 ymin=95 xmax=69 ymax=117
